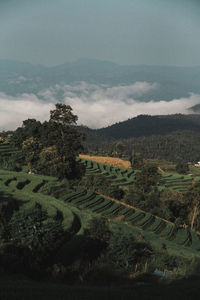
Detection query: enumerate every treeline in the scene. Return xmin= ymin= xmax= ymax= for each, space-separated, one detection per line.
xmin=82 ymin=130 xmax=200 ymax=163
xmin=124 ymin=130 xmax=200 ymax=163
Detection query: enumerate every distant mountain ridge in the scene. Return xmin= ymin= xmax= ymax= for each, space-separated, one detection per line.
xmin=1 ymin=58 xmax=200 ymax=102
xmin=94 ymin=114 xmax=200 ymax=139
xmin=79 ymin=114 xmax=200 ymax=163
xmin=188 ymin=104 xmax=200 ymax=113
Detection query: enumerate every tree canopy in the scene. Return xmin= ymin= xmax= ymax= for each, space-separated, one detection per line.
xmin=11 ymin=103 xmax=85 ymax=180
xmin=175 ymin=162 xmax=189 ymax=175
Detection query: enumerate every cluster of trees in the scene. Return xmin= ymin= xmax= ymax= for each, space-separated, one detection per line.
xmin=124 ymin=163 xmax=170 ymax=219
xmin=122 ymin=161 xmax=200 ymax=231
xmin=175 ymin=162 xmax=189 ymax=174
xmin=81 ymin=129 xmax=200 ymax=163
xmin=9 ymin=104 xmax=85 ymax=180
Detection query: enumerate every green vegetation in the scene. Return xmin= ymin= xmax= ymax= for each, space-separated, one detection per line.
xmin=9 ymin=103 xmax=85 ymax=179
xmin=176 ymin=162 xmax=189 ymax=174
xmin=2 ymin=108 xmax=200 ymax=298
xmin=82 ymin=126 xmax=200 ymax=164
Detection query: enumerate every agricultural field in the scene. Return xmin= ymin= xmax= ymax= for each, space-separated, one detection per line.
xmin=58 ymin=185 xmax=200 ymax=257
xmin=79 ymin=154 xmax=131 ymax=168
xmin=78 ymin=157 xmax=199 ymax=192
xmin=1 ymin=169 xmax=200 ymax=259
xmin=0 ymin=169 xmax=95 ymax=242
xmin=0 ymin=141 xmax=198 ymax=192
xmin=0 ymin=142 xmax=17 ymax=158
xmin=79 ymin=157 xmax=136 ymax=186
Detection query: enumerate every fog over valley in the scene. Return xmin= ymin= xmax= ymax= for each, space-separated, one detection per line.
xmin=1 ymin=80 xmax=200 ymax=130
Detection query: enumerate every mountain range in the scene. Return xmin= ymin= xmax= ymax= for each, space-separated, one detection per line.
xmin=1 ymin=58 xmax=200 ymax=105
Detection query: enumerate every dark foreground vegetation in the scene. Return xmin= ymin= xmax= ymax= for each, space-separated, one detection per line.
xmin=1 ymin=106 xmax=200 ymax=299
xmin=1 ymin=275 xmax=200 ymax=300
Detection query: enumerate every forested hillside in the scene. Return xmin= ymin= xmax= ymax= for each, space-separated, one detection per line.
xmin=80 ymin=115 xmax=200 ymax=163
xmin=97 ymin=114 xmax=200 ymax=139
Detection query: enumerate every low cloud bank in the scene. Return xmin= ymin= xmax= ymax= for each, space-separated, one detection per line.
xmin=0 ymin=93 xmax=54 ymax=130
xmin=0 ymin=81 xmax=200 ymax=130
xmin=66 ymin=93 xmax=200 ymax=128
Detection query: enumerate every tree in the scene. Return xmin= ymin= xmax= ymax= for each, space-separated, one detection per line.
xmin=130 ymin=152 xmax=144 ymax=170
xmin=114 ymin=141 xmax=126 ymax=157
xmin=175 ymin=162 xmax=189 ymax=174
xmin=22 ymin=137 xmax=42 ymax=173
xmin=185 ymin=183 xmax=200 ymax=230
xmin=134 ymin=163 xmax=160 ymax=194
xmin=107 ymin=229 xmax=152 ymax=271
xmin=10 ymin=104 xmax=85 ymax=180
xmin=45 ymin=104 xmax=85 ymax=179
xmin=10 ymin=119 xmax=41 ymax=149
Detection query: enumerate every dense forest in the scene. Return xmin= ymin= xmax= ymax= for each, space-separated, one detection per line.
xmin=80 ymin=114 xmax=200 ymax=163
xmin=97 ymin=114 xmax=200 ymax=138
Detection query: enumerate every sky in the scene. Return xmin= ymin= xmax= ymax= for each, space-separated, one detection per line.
xmin=0 ymin=0 xmax=200 ymax=66
xmin=1 ymin=0 xmax=200 ymax=130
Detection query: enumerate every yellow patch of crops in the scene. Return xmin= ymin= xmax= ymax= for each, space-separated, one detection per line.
xmin=79 ymin=154 xmax=131 ymax=169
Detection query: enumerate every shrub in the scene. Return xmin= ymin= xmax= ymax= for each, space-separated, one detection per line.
xmin=106 ymin=229 xmax=152 ymax=272
xmin=175 ymin=162 xmax=189 ymax=174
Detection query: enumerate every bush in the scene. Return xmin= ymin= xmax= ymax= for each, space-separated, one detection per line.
xmin=0 ymin=156 xmax=22 ymax=172
xmin=175 ymin=162 xmax=189 ymax=174
xmin=85 ymin=217 xmax=111 ymax=245
xmin=7 ymin=203 xmax=64 ymax=269
xmin=106 ymin=229 xmax=152 ymax=272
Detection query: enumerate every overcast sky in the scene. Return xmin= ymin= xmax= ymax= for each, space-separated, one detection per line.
xmin=0 ymin=0 xmax=200 ymax=66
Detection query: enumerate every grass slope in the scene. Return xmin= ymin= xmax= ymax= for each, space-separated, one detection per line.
xmin=1 ymin=169 xmax=200 ymax=265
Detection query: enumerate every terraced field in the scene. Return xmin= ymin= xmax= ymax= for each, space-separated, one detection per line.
xmin=0 ymin=143 xmax=197 ymax=192
xmin=0 ymin=142 xmax=17 ymax=158
xmin=0 ymin=170 xmax=93 ymax=239
xmin=58 ymin=185 xmax=200 ymax=253
xmin=78 ymin=157 xmax=136 ymax=186
xmin=161 ymin=173 xmax=194 ymax=192
xmin=1 ymin=168 xmax=200 ymax=258
xmin=79 ymin=157 xmax=197 ymax=191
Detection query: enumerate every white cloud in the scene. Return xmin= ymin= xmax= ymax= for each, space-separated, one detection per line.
xmin=0 ymin=93 xmax=54 ymax=130
xmin=65 ymin=93 xmax=200 ymax=128
xmin=60 ymin=81 xmax=158 ymax=100
xmin=0 ymin=81 xmax=200 ymax=130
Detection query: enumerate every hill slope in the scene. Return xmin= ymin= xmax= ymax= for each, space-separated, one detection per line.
xmin=97 ymin=114 xmax=200 ymax=139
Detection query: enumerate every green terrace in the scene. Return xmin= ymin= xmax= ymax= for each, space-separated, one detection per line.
xmin=78 ymin=157 xmax=198 ymax=192
xmin=0 ymin=142 xmax=18 ymax=157
xmin=78 ymin=158 xmax=136 ymax=186
xmin=0 ymin=170 xmax=96 ymax=241
xmin=58 ymin=186 xmax=200 ymax=254
xmin=1 ymin=169 xmax=200 ymax=258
